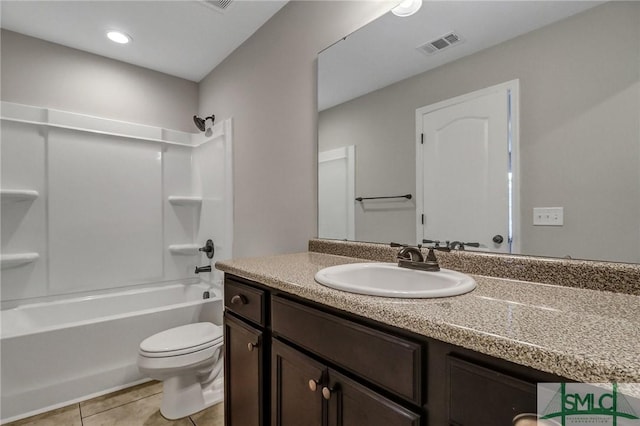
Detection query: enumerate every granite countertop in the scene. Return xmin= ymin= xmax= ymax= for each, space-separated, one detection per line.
xmin=216 ymin=251 xmax=640 ymax=384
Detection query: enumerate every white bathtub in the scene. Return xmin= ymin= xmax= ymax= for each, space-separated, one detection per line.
xmin=0 ymin=282 xmax=223 ymax=423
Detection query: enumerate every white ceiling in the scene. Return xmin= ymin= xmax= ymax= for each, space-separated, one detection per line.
xmin=0 ymin=0 xmax=288 ymax=82
xmin=318 ymin=1 xmax=604 ymax=111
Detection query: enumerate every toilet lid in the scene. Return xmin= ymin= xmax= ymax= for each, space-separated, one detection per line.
xmin=140 ymin=322 xmax=222 ymax=354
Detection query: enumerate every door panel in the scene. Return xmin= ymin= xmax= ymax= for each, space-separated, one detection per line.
xmin=272 ymin=339 xmax=325 ymax=426
xmin=418 ymin=82 xmax=517 ymax=253
xmin=327 ymin=369 xmax=421 ymax=426
xmin=447 ymin=356 xmax=537 ymax=425
xmin=224 ymin=313 xmax=264 ymax=426
xmin=318 ymin=146 xmax=355 ymax=240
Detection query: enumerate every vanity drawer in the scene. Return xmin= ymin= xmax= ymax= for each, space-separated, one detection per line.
xmin=271 ymin=295 xmax=422 ymax=405
xmin=224 ymin=278 xmax=266 ymax=327
xmin=447 ymin=356 xmax=538 ymax=425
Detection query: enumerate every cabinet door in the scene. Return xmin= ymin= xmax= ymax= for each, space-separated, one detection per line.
xmin=272 ymin=339 xmax=325 ymax=426
xmin=447 ymin=356 xmax=537 ymax=425
xmin=224 ymin=313 xmax=265 ymax=426
xmin=272 ymin=296 xmax=422 ymax=404
xmin=326 ymin=369 xmax=421 ymax=426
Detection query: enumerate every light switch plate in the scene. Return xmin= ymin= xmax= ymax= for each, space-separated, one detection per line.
xmin=533 ymin=207 xmax=564 ymax=226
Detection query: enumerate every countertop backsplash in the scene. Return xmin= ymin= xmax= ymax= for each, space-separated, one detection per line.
xmin=308 ymin=239 xmax=640 ymax=296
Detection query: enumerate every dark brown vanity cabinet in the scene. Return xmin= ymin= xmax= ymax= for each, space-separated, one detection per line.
xmin=224 ymin=277 xmax=269 ymax=426
xmin=224 ymin=274 xmax=564 ymax=426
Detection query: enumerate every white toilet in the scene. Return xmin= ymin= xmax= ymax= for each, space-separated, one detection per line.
xmin=137 ymin=322 xmax=224 ymax=420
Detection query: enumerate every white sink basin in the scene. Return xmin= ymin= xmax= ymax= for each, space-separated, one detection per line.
xmin=315 ymin=262 xmax=476 ymax=298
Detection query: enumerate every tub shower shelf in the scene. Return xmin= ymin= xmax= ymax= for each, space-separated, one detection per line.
xmin=1 ymin=189 xmax=39 ymax=203
xmin=1 ymin=253 xmax=39 ymax=269
xmin=168 ymin=244 xmax=201 ymax=255
xmin=168 ymin=196 xmax=203 ymax=206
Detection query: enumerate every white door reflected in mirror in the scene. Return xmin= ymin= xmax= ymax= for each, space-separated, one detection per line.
xmin=417 ymin=80 xmax=518 ymax=254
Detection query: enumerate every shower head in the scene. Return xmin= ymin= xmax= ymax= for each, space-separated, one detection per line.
xmin=193 ymin=114 xmax=215 ymax=132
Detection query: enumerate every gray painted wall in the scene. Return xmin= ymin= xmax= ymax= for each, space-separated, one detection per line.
xmin=199 ymin=1 xmax=392 ymax=258
xmin=319 ymin=2 xmax=640 ymax=263
xmin=1 ymin=30 xmax=198 ymax=132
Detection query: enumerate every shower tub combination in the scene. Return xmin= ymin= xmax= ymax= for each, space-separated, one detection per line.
xmin=0 ymin=282 xmax=223 ymax=423
xmin=0 ymin=103 xmax=234 ymax=423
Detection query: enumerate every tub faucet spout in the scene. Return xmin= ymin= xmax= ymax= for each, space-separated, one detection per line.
xmin=195 ymin=265 xmax=212 ymax=274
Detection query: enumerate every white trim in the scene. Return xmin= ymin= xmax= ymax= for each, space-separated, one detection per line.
xmin=0 ymin=101 xmax=222 ymax=148
xmin=415 ymin=107 xmax=424 ymax=246
xmin=415 ymin=79 xmax=520 ymax=251
xmin=346 ymin=145 xmax=356 ymax=241
xmin=509 ymin=81 xmax=522 ymax=254
xmin=318 ymin=145 xmax=356 ymax=241
xmin=416 ymin=80 xmax=519 ymax=116
xmin=223 ymin=118 xmax=234 ymax=259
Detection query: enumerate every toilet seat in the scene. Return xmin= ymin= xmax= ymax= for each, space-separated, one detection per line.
xmin=139 ymin=322 xmax=223 ymax=358
xmin=137 ymin=321 xmax=225 ymax=419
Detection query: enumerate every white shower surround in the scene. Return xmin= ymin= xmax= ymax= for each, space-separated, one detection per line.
xmin=0 ymin=101 xmax=234 ymax=304
xmin=0 ymin=102 xmax=233 ymax=421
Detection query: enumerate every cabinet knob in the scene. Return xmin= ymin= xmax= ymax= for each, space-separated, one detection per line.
xmin=321 ymin=387 xmax=332 ymax=400
xmin=231 ymin=295 xmax=247 ymax=305
xmin=512 ymin=413 xmax=540 ymax=425
xmin=247 ymin=342 xmax=258 ymax=352
xmin=308 ymin=379 xmax=319 ymax=392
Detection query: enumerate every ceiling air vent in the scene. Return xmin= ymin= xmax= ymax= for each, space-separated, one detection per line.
xmin=202 ymin=0 xmax=233 ymax=13
xmin=417 ymin=32 xmax=463 ymax=55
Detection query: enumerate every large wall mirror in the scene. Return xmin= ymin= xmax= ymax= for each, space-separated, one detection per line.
xmin=317 ymin=1 xmax=639 ymax=264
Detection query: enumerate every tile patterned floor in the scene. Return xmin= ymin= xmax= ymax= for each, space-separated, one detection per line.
xmin=4 ymin=382 xmax=223 ymax=426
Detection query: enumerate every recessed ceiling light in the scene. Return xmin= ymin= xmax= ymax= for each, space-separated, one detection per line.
xmin=107 ymin=31 xmax=131 ymax=44
xmin=391 ymin=0 xmax=422 ymax=17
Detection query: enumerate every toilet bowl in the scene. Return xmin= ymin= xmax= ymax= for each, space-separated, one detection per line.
xmin=137 ymin=322 xmax=224 ymax=419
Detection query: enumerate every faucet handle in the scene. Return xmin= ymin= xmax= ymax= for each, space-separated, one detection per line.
xmin=424 ymin=245 xmax=451 ymax=252
xmin=390 ymin=242 xmax=423 ymax=249
xmin=199 ymin=239 xmax=215 ymax=259
xmin=421 ymin=247 xmax=442 ymax=271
